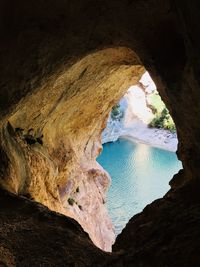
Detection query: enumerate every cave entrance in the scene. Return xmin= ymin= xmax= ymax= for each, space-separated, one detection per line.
xmin=97 ymin=71 xmax=182 ymax=236
xmin=2 ymin=45 xmax=183 ymax=253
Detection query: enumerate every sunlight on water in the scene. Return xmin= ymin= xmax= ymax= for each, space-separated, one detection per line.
xmin=97 ymin=138 xmax=182 ymax=235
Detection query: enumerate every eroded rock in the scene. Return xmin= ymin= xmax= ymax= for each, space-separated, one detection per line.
xmin=0 ymin=47 xmax=144 ymax=251
xmin=0 ymin=0 xmax=200 ymax=265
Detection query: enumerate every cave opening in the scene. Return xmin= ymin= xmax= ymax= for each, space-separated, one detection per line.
xmin=0 ymin=45 xmax=184 ymax=253
xmin=1 ymin=1 xmax=200 ymax=265
xmin=97 ymin=71 xmax=182 ymax=237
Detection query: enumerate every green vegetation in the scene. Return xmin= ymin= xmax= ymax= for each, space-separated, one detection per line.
xmin=148 ymin=92 xmax=165 ymax=113
xmin=111 ymin=104 xmax=123 ymax=120
xmin=15 ymin=127 xmax=44 ymax=145
xmin=148 ymin=92 xmax=176 ymax=132
xmin=149 ymin=108 xmax=176 ymax=132
xmin=68 ymin=198 xmax=75 ymax=206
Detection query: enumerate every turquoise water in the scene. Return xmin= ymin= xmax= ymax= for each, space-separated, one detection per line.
xmin=97 ymin=138 xmax=182 ymax=235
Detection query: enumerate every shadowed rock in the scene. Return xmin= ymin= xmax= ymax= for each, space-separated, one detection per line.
xmin=0 ymin=0 xmax=200 ymax=265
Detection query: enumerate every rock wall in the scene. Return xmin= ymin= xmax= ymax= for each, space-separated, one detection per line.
xmin=102 ymin=73 xmax=154 ymax=143
xmin=0 ymin=0 xmax=200 ymax=265
xmin=0 ymin=46 xmax=144 ymax=251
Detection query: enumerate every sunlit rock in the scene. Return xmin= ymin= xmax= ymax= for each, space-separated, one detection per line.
xmin=0 ymin=0 xmax=200 ymax=265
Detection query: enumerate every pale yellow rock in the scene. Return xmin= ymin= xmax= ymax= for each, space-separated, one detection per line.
xmin=0 ymin=47 xmax=144 ymax=251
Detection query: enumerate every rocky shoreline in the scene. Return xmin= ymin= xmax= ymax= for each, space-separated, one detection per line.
xmin=102 ymin=121 xmax=178 ymax=152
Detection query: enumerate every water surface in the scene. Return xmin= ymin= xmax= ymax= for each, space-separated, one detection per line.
xmin=97 ymin=138 xmax=182 ymax=235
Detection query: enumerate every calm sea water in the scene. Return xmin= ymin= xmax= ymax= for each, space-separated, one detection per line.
xmin=97 ymin=138 xmax=182 ymax=235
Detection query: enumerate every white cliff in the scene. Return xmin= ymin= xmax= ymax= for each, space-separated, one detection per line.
xmin=102 ymin=72 xmax=178 ymax=152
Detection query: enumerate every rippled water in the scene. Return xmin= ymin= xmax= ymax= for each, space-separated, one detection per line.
xmin=97 ymin=138 xmax=182 ymax=235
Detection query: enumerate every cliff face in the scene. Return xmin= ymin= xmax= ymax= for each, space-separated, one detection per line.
xmin=102 ymin=72 xmax=155 ymax=142
xmin=0 ymin=0 xmax=200 ymax=266
xmin=0 ymin=46 xmax=144 ymax=251
xmin=102 ymin=72 xmax=178 ymax=151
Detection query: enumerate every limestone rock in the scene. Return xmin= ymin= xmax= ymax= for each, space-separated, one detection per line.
xmin=0 ymin=0 xmax=200 ymax=266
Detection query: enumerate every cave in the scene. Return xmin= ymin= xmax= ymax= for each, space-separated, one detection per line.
xmin=0 ymin=1 xmax=200 ymax=266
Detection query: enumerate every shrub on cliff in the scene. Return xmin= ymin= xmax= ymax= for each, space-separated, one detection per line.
xmin=111 ymin=104 xmax=124 ymax=121
xmin=149 ymin=107 xmax=176 ymax=132
xmin=68 ymin=198 xmax=75 ymax=206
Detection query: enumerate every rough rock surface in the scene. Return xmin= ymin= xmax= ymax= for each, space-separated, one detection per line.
xmin=0 ymin=182 xmax=200 ymax=267
xmin=0 ymin=47 xmax=143 ymax=251
xmin=0 ymin=0 xmax=200 ymax=266
xmin=0 ymin=188 xmax=109 ymax=267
